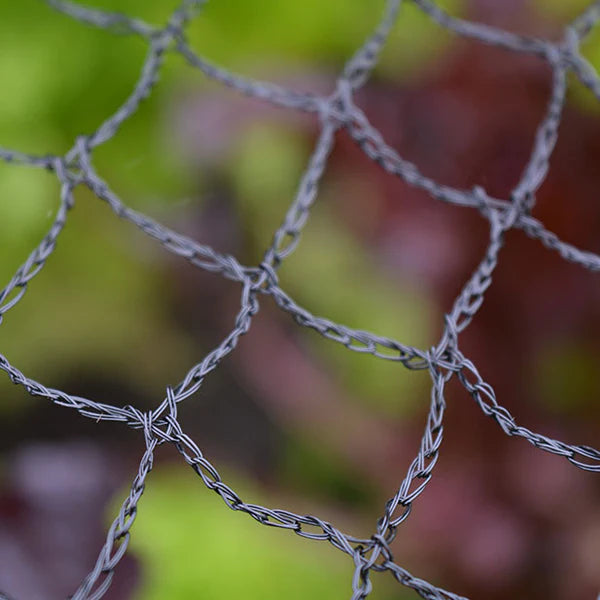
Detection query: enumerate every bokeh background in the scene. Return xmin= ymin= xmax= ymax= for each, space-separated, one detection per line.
xmin=0 ymin=0 xmax=599 ymax=599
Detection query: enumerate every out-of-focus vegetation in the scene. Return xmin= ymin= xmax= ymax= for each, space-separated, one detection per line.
xmin=232 ymin=123 xmax=434 ymax=412
xmin=0 ymin=0 xmax=459 ymax=402
xmin=2 ymin=1 xmax=600 ymax=599
xmin=130 ymin=467 xmax=408 ymax=600
xmin=0 ymin=0 xmax=458 ymax=596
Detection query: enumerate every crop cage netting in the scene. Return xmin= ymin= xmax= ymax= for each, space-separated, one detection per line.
xmin=1 ymin=0 xmax=600 ymax=598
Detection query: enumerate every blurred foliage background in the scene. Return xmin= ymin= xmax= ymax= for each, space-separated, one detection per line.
xmin=0 ymin=1 xmax=599 ymax=599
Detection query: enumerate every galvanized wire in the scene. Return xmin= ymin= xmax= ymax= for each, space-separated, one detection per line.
xmin=1 ymin=0 xmax=599 ymax=598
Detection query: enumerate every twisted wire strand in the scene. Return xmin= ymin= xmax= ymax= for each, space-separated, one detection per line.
xmin=46 ymin=0 xmax=158 ymax=38
xmin=0 ymin=148 xmax=55 ymax=169
xmin=0 ymin=160 xmax=74 ymax=325
xmin=0 ymin=0 xmax=598 ymax=598
xmin=571 ymin=0 xmax=600 ymax=41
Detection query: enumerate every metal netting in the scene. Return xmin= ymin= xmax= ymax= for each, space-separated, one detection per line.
xmin=1 ymin=0 xmax=600 ymax=598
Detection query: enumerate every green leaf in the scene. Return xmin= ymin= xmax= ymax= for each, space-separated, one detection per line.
xmin=125 ymin=466 xmax=407 ymax=600
xmin=232 ymin=124 xmax=433 ymax=416
xmin=535 ymin=340 xmax=600 ymax=414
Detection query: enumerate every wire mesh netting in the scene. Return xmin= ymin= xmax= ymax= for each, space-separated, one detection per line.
xmin=1 ymin=0 xmax=600 ymax=598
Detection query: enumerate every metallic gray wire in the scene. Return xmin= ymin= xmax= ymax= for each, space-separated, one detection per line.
xmin=0 ymin=0 xmax=599 ymax=598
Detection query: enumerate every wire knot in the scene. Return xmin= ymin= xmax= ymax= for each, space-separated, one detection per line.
xmin=252 ymin=261 xmax=279 ymax=289
xmin=319 ymin=78 xmax=355 ymax=128
xmin=370 ymin=533 xmax=394 ymax=563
